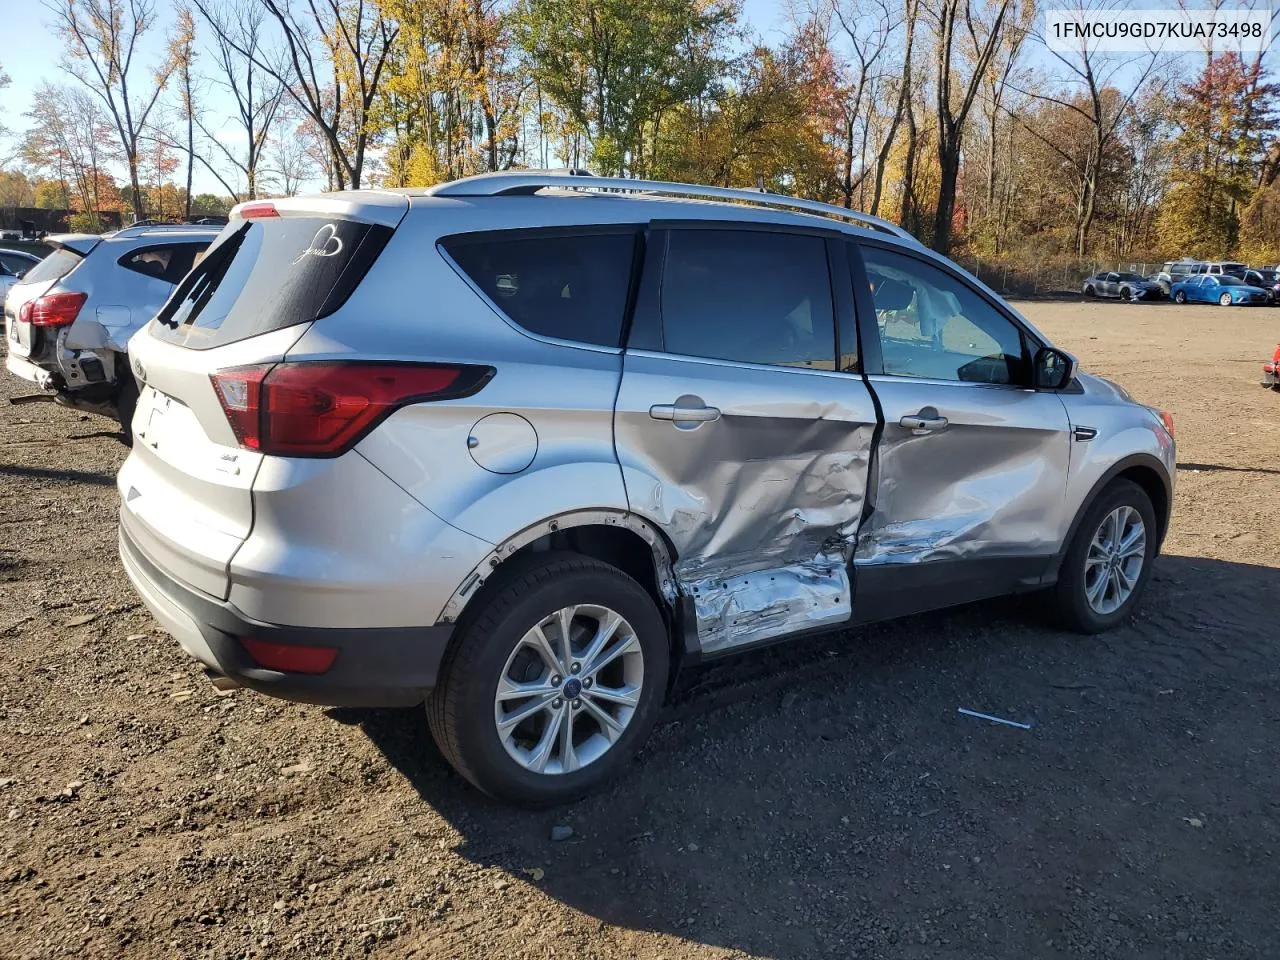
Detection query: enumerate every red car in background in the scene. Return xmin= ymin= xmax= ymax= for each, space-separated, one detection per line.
xmin=1264 ymin=343 xmax=1280 ymax=389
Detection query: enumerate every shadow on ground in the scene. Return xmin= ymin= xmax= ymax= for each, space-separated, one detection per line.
xmin=333 ymin=554 xmax=1280 ymax=958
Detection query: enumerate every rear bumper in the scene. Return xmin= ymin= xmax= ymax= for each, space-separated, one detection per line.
xmin=119 ymin=520 xmax=453 ymax=707
xmin=5 ymin=350 xmax=56 ymax=389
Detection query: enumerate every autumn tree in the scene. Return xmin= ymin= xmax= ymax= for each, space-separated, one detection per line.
xmin=50 ymin=0 xmax=179 ymax=220
xmin=515 ymin=0 xmax=733 ymax=175
xmin=22 ymin=84 xmax=118 ymax=228
xmin=1158 ymin=53 xmax=1277 ymax=254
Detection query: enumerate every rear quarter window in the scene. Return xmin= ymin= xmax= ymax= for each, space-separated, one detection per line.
xmin=441 ymin=228 xmax=639 ymax=348
xmin=150 ymin=217 xmax=392 ymax=349
xmin=118 ymin=243 xmax=209 ymax=285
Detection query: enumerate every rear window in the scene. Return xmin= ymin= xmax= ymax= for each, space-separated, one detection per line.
xmin=150 ymin=216 xmax=392 ymax=349
xmin=441 ymin=228 xmax=639 ymax=347
xmin=20 ymin=248 xmax=83 ymax=285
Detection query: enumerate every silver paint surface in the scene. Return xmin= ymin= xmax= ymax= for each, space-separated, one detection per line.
xmin=615 ymin=350 xmax=877 ymax=651
xmin=855 ymin=376 xmax=1072 ymax=564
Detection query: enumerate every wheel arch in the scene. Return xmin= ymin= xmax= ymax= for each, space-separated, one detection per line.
xmin=437 ymin=509 xmax=679 ymax=629
xmin=1048 ymin=454 xmax=1172 ymax=581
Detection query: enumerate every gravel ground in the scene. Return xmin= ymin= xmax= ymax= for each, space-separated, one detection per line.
xmin=2 ymin=299 xmax=1279 ymax=960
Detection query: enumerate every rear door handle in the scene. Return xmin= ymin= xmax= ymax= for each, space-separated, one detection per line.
xmin=899 ymin=413 xmax=948 ymax=433
xmin=650 ymin=399 xmax=722 ymax=426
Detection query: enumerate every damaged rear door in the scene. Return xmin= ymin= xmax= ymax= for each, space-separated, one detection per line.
xmin=614 ymin=223 xmax=877 ymax=654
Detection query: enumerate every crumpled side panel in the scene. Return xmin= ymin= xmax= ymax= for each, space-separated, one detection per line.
xmin=687 ymin=549 xmax=851 ymax=654
xmin=614 ymin=351 xmax=879 ymax=654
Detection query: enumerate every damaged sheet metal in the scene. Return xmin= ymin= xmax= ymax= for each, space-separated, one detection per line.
xmin=854 ymin=377 xmax=1072 ymax=564
xmin=614 ymin=352 xmax=878 ymax=654
xmin=686 ymin=547 xmax=852 ymax=655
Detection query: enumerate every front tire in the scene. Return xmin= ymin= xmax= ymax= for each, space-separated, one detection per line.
xmin=1051 ymin=479 xmax=1158 ymax=634
xmin=427 ymin=554 xmax=670 ymax=806
xmin=1174 ymin=290 xmax=1187 ymax=304
xmin=1084 ymin=285 xmax=1097 ymax=298
xmin=1219 ymin=293 xmax=1233 ymax=307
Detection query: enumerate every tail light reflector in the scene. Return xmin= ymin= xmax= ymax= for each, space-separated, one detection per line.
xmin=210 ymin=361 xmax=494 ymax=457
xmin=18 ymin=291 xmax=88 ymax=327
xmin=240 ymin=638 xmax=338 ymax=674
xmin=1158 ymin=410 xmax=1175 ymax=439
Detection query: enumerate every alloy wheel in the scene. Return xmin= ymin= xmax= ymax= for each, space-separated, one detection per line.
xmin=1083 ymin=505 xmax=1147 ymax=615
xmin=493 ymin=604 xmax=644 ymax=775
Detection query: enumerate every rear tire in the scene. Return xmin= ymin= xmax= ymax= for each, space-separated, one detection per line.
xmin=1084 ymin=285 xmax=1096 ymax=298
xmin=1050 ymin=479 xmax=1158 ymax=634
xmin=115 ymin=366 xmax=139 ymax=446
xmin=1174 ymin=291 xmax=1187 ymax=304
xmin=427 ymin=554 xmax=670 ymax=806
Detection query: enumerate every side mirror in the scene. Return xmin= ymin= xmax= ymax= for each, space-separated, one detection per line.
xmin=1034 ymin=346 xmax=1077 ymax=390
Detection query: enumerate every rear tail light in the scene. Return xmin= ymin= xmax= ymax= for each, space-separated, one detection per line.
xmin=1273 ymin=343 xmax=1280 ymax=363
xmin=210 ymin=361 xmax=494 ymax=457
xmin=18 ymin=291 xmax=88 ymax=327
xmin=240 ymin=637 xmax=338 ymax=674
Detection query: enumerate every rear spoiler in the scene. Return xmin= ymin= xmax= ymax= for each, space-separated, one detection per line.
xmin=45 ymin=233 xmax=102 ymax=257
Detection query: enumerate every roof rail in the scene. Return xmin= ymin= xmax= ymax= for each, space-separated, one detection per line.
xmin=427 ymin=170 xmax=917 ymax=241
xmin=114 ymin=222 xmax=221 ymax=239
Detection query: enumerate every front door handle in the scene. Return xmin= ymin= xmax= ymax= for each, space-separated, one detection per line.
xmin=650 ymin=397 xmax=722 ymax=427
xmin=900 ymin=412 xmax=948 ymax=433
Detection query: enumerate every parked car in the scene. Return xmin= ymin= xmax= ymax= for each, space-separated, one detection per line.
xmin=1082 ymin=270 xmax=1162 ymax=301
xmin=1243 ymin=268 xmax=1280 ymax=303
xmin=117 ymin=173 xmax=1176 ymax=805
xmin=1170 ymin=273 xmax=1270 ymax=306
xmin=1154 ymin=259 xmax=1203 ymax=296
xmin=0 ymin=248 xmax=42 ymax=305
xmin=1 ymin=248 xmax=42 ymax=299
xmin=1194 ymin=260 xmax=1249 ymax=279
xmin=1263 ymin=343 xmax=1280 ymax=389
xmin=4 ymin=225 xmax=217 ymax=437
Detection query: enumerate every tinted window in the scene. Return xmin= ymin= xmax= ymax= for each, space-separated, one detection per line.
xmin=659 ymin=229 xmax=835 ymax=369
xmin=443 ymin=231 xmax=636 ymax=347
xmin=0 ymin=254 xmax=35 ymax=276
xmin=119 ymin=243 xmax=208 ymax=285
xmin=21 ymin=248 xmax=82 ymax=285
xmin=859 ymin=245 xmax=1027 ymax=385
xmin=151 ymin=217 xmax=391 ymax=350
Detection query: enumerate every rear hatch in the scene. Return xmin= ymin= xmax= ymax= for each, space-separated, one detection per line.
xmin=5 ymin=236 xmax=98 ymax=357
xmin=119 ymin=195 xmax=407 ymax=599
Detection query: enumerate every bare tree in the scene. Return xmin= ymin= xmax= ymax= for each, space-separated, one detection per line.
xmin=194 ymin=0 xmax=397 ymax=189
xmin=190 ymin=0 xmax=285 ymax=200
xmin=49 ymin=0 xmax=178 ymax=220
xmin=868 ymin=0 xmax=920 ymax=217
xmin=1019 ymin=0 xmax=1162 ymax=255
xmin=925 ymin=0 xmax=1013 ymax=253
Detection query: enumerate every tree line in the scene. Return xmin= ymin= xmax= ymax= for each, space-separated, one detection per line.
xmin=2 ymin=0 xmax=1279 ymax=264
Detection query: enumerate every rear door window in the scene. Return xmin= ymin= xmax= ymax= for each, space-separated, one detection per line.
xmin=441 ymin=229 xmax=639 ymax=348
xmin=119 ymin=243 xmax=209 ymax=285
xmin=656 ymin=228 xmax=836 ymax=370
xmin=150 ymin=217 xmax=392 ymax=350
xmin=20 ymin=248 xmax=83 ymax=285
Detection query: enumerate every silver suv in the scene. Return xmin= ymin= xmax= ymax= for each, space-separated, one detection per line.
xmin=117 ymin=174 xmax=1176 ymax=805
xmin=5 ymin=225 xmax=217 ymax=436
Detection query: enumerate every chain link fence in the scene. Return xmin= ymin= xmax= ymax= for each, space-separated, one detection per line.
xmin=955 ymin=255 xmax=1171 ymax=298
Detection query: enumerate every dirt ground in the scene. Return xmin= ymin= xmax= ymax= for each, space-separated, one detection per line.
xmin=2 ymin=299 xmax=1279 ymax=960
